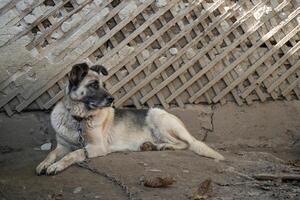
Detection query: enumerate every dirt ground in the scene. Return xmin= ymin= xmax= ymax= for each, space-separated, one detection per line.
xmin=0 ymin=101 xmax=300 ymax=200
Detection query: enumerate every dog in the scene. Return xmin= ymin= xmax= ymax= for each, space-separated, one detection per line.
xmin=36 ymin=63 xmax=224 ymax=175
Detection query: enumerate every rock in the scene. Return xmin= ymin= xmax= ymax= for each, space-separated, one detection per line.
xmin=24 ymin=14 xmax=37 ymax=24
xmin=186 ymin=48 xmax=196 ymax=59
xmin=156 ymin=0 xmax=167 ymax=7
xmin=119 ymin=2 xmax=137 ymax=20
xmin=253 ymin=5 xmax=272 ymax=21
xmin=141 ymin=49 xmax=150 ymax=60
xmin=297 ymin=16 xmax=300 ymax=24
xmin=51 ymin=31 xmax=62 ymax=39
xmin=139 ymin=0 xmax=150 ymax=3
xmin=73 ymin=187 xmax=82 ymax=194
xmin=169 ymin=47 xmax=178 ymax=55
xmin=40 ymin=143 xmax=52 ymax=151
xmin=61 ymin=21 xmax=72 ymax=32
xmin=71 ymin=13 xmax=81 ymax=25
xmin=220 ymin=21 xmax=230 ymax=31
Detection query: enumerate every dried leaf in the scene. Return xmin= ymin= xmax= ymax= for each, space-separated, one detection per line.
xmin=193 ymin=178 xmax=213 ymax=200
xmin=140 ymin=176 xmax=176 ymax=188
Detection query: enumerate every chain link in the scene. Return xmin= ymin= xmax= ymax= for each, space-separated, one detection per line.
xmin=76 ymin=162 xmax=138 ymax=200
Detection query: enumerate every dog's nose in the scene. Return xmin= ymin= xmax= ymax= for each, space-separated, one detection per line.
xmin=107 ymin=96 xmax=114 ymax=103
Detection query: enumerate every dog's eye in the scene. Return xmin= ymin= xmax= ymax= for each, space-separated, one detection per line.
xmin=89 ymin=81 xmax=99 ymax=89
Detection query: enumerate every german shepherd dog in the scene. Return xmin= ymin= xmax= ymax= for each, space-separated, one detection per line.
xmin=36 ymin=63 xmax=224 ymax=175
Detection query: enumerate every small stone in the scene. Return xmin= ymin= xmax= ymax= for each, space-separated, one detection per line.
xmin=40 ymin=143 xmax=52 ymax=151
xmin=297 ymin=16 xmax=300 ymax=24
xmin=220 ymin=21 xmax=230 ymax=31
xmin=71 ymin=13 xmax=81 ymax=25
xmin=73 ymin=187 xmax=82 ymax=194
xmin=156 ymin=0 xmax=167 ymax=7
xmin=24 ymin=14 xmax=37 ymax=24
xmin=61 ymin=21 xmax=72 ymax=32
xmin=169 ymin=47 xmax=178 ymax=55
xmin=119 ymin=2 xmax=137 ymax=20
xmin=186 ymin=48 xmax=196 ymax=59
xmin=141 ymin=49 xmax=150 ymax=60
xmin=51 ymin=31 xmax=62 ymax=39
xmin=183 ymin=169 xmax=190 ymax=173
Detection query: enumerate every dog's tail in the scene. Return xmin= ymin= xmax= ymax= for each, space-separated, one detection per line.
xmin=188 ymin=139 xmax=224 ymax=161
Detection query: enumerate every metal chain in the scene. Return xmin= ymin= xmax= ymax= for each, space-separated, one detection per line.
xmin=76 ymin=161 xmax=138 ymax=200
xmin=75 ymin=120 xmax=137 ymax=199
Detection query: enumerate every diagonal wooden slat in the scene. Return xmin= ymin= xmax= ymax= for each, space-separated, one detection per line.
xmin=188 ymin=5 xmax=299 ymax=103
xmin=212 ymin=24 xmax=300 ymax=103
xmin=241 ymin=40 xmax=300 ymax=97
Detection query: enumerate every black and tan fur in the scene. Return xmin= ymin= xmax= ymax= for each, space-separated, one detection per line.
xmin=36 ymin=63 xmax=224 ymax=175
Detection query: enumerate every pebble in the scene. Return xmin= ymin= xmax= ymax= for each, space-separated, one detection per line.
xmin=73 ymin=186 xmax=82 ymax=194
xmin=40 ymin=143 xmax=52 ymax=151
xmin=169 ymin=47 xmax=178 ymax=55
xmin=61 ymin=21 xmax=72 ymax=32
xmin=24 ymin=14 xmax=37 ymax=24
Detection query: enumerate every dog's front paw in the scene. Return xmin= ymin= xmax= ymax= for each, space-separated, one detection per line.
xmin=46 ymin=162 xmax=65 ymax=175
xmin=36 ymin=160 xmax=52 ymax=175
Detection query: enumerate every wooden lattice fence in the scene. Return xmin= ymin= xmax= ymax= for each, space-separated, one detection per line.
xmin=0 ymin=0 xmax=299 ymax=115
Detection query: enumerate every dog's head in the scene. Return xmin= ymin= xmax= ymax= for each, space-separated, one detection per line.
xmin=67 ymin=63 xmax=114 ymax=110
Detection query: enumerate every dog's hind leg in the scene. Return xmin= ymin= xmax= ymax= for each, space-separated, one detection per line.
xmin=36 ymin=144 xmax=70 ymax=175
xmin=149 ymin=109 xmax=224 ymax=160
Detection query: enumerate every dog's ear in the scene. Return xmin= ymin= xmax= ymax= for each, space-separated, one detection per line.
xmin=69 ymin=63 xmax=89 ymax=90
xmin=90 ymin=65 xmax=108 ymax=76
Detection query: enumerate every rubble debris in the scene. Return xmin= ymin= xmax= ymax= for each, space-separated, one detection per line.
xmin=140 ymin=176 xmax=176 ymax=188
xmin=193 ymin=178 xmax=213 ymax=200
